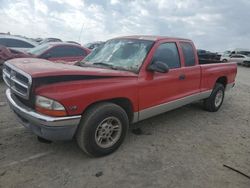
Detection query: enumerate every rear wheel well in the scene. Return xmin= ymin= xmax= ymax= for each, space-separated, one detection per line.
xmin=84 ymin=98 xmax=134 ymax=123
xmin=216 ymin=76 xmax=227 ymax=88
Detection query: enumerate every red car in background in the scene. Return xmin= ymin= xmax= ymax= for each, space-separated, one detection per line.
xmin=27 ymin=42 xmax=91 ymax=64
xmin=0 ymin=42 xmax=91 ymax=68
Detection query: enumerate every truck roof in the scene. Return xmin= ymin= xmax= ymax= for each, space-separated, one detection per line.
xmin=117 ymin=35 xmax=192 ymax=42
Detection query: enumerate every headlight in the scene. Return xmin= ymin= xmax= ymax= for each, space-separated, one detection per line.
xmin=35 ymin=96 xmax=67 ymax=117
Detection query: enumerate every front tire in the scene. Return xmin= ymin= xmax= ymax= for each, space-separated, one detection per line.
xmin=76 ymin=102 xmax=129 ymax=157
xmin=204 ymin=83 xmax=225 ymax=112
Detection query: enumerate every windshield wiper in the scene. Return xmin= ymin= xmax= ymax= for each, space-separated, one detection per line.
xmin=77 ymin=61 xmax=117 ymax=69
xmin=78 ymin=61 xmax=133 ymax=72
xmin=77 ymin=60 xmax=92 ymax=67
xmin=92 ymin=62 xmax=121 ymax=70
xmin=93 ymin=62 xmax=136 ymax=72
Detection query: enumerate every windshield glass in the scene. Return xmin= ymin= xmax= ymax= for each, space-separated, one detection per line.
xmin=83 ymin=39 xmax=154 ymax=72
xmin=28 ymin=43 xmax=52 ymax=56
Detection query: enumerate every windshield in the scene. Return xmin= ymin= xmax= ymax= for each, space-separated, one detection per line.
xmin=28 ymin=43 xmax=52 ymax=56
xmin=82 ymin=39 xmax=154 ymax=72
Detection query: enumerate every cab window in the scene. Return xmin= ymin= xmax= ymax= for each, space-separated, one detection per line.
xmin=152 ymin=42 xmax=181 ymax=69
xmin=180 ymin=42 xmax=196 ymax=66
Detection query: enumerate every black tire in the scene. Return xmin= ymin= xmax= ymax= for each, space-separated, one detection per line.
xmin=76 ymin=102 xmax=129 ymax=157
xmin=222 ymin=59 xmax=228 ymax=62
xmin=203 ymin=83 xmax=225 ymax=112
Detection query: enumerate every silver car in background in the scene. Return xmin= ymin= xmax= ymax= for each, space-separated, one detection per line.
xmin=0 ymin=34 xmax=38 ymax=52
xmin=229 ymin=54 xmax=250 ymax=66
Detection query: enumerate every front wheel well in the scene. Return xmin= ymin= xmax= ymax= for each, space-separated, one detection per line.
xmin=83 ymin=98 xmax=134 ymax=123
xmin=216 ymin=76 xmax=227 ymax=88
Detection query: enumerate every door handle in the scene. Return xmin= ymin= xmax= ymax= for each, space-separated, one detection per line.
xmin=179 ymin=74 xmax=186 ymax=80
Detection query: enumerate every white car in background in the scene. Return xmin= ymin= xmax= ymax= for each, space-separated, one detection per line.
xmin=229 ymin=54 xmax=250 ymax=66
xmin=220 ymin=53 xmax=231 ymax=62
xmin=0 ymin=34 xmax=38 ymax=52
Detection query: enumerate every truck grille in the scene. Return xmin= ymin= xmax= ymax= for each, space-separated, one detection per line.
xmin=2 ymin=62 xmax=32 ymax=99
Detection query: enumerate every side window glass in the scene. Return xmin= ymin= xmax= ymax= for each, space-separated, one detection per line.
xmin=180 ymin=42 xmax=196 ymax=66
xmin=0 ymin=38 xmax=8 ymax=46
xmin=47 ymin=46 xmax=85 ymax=58
xmin=232 ymin=55 xmax=242 ymax=58
xmin=69 ymin=47 xmax=86 ymax=56
xmin=46 ymin=47 xmax=64 ymax=57
xmin=152 ymin=42 xmax=180 ymax=69
xmin=6 ymin=39 xmax=34 ymax=48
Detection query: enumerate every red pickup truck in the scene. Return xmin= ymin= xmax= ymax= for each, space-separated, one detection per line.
xmin=3 ymin=36 xmax=237 ymax=157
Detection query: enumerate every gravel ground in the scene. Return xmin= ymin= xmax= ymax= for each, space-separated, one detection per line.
xmin=0 ymin=66 xmax=249 ymax=188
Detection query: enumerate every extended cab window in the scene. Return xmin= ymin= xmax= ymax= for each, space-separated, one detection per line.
xmin=180 ymin=42 xmax=195 ymax=66
xmin=152 ymin=43 xmax=180 ymax=69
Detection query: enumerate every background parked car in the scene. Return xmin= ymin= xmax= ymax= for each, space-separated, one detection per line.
xmin=27 ymin=42 xmax=91 ymax=64
xmin=197 ymin=49 xmax=221 ymax=60
xmin=0 ymin=42 xmax=91 ymax=68
xmin=229 ymin=54 xmax=250 ymax=66
xmin=66 ymin=41 xmax=81 ymax=45
xmin=220 ymin=53 xmax=231 ymax=62
xmin=0 ymin=34 xmax=38 ymax=52
xmin=84 ymin=41 xmax=104 ymax=50
xmin=32 ymin=38 xmax=43 ymax=43
xmin=230 ymin=48 xmax=250 ymax=56
xmin=39 ymin=38 xmax=62 ymax=45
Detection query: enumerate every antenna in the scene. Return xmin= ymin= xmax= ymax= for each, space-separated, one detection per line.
xmin=78 ymin=23 xmax=84 ymax=44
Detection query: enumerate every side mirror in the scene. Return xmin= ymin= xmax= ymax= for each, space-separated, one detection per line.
xmin=147 ymin=61 xmax=169 ymax=73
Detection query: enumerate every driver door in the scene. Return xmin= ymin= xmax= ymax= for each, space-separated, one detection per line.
xmin=138 ymin=42 xmax=186 ymax=120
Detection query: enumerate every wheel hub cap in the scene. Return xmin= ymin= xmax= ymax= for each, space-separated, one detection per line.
xmin=215 ymin=90 xmax=223 ymax=107
xmin=95 ymin=117 xmax=122 ymax=148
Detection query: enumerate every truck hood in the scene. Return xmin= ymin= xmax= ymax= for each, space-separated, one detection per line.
xmin=5 ymin=58 xmax=138 ymax=78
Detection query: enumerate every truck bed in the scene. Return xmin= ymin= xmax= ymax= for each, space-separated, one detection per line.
xmin=200 ymin=62 xmax=237 ymax=91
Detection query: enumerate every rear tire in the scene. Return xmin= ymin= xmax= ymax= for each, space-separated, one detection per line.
xmin=76 ymin=102 xmax=129 ymax=157
xmin=222 ymin=59 xmax=228 ymax=62
xmin=204 ymin=83 xmax=225 ymax=112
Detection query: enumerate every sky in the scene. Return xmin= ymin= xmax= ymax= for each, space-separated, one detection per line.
xmin=0 ymin=0 xmax=250 ymax=52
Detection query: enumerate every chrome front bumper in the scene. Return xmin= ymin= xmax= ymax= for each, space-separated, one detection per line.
xmin=6 ymin=89 xmax=82 ymax=140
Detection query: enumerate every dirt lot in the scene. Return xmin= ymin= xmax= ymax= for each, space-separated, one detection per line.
xmin=0 ymin=66 xmax=249 ymax=188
